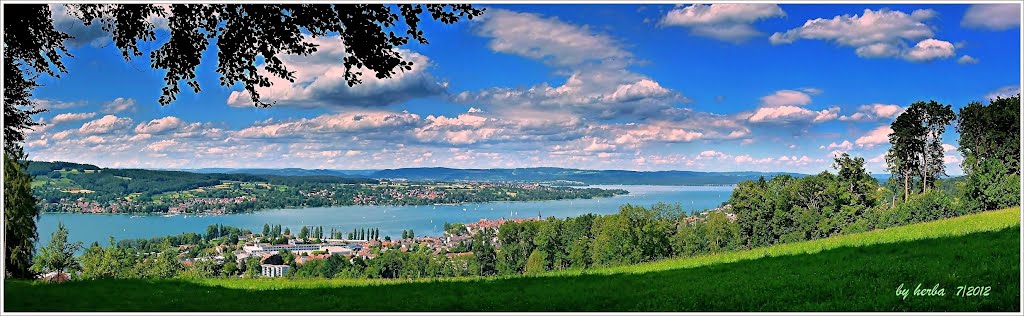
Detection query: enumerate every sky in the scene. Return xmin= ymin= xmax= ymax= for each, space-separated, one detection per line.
xmin=23 ymin=3 xmax=1023 ymax=175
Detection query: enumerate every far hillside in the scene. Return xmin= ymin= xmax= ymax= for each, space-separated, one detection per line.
xmin=186 ymin=166 xmax=809 ymax=185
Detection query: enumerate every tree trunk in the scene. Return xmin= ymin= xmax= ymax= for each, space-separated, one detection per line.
xmin=922 ymin=151 xmax=928 ymax=193
xmin=903 ymin=172 xmax=910 ymax=202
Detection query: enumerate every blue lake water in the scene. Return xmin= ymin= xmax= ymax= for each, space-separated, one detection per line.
xmin=37 ymin=185 xmax=733 ymax=248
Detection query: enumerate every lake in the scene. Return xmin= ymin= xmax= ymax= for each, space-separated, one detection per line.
xmin=37 ymin=185 xmax=734 ymax=248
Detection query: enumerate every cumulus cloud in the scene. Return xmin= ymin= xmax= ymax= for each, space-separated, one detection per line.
xmin=770 ymin=8 xmax=956 ymax=62
xmin=962 ymin=4 xmax=1021 ymax=31
xmin=134 ymin=116 xmax=184 ymax=134
xmin=50 ymin=112 xmax=96 ymax=125
xmin=855 ymin=125 xmax=892 ymax=148
xmin=660 ymin=4 xmax=786 ymax=43
xmin=146 ymin=140 xmax=179 ymax=152
xmin=476 ymin=9 xmax=632 ymax=67
xmin=747 ymin=105 xmax=839 ymax=124
xmin=984 ymin=85 xmax=1021 ymax=101
xmin=102 ymin=98 xmax=137 ymax=113
xmin=903 ymin=38 xmax=956 ymax=62
xmin=79 ymin=115 xmax=133 ymax=135
xmin=233 ymin=111 xmax=422 ymax=139
xmin=760 ymin=89 xmax=813 ymax=107
xmin=820 ymin=140 xmax=854 ymax=151
xmin=839 ymin=103 xmax=904 ymax=121
xmin=226 ymin=36 xmax=447 ymax=109
xmin=957 ymin=55 xmax=979 ymax=65
xmin=457 ymin=8 xmax=686 ymax=120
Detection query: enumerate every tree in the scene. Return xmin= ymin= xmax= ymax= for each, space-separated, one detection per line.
xmin=401 ymin=230 xmax=408 ymax=240
xmin=957 ymin=94 xmax=1021 ymax=211
xmin=262 ymin=224 xmax=270 ymax=237
xmin=408 ymin=229 xmax=414 ymax=240
xmin=524 ymin=249 xmax=546 ymax=275
xmin=888 ymin=105 xmax=926 ymax=201
xmin=918 ymin=101 xmax=955 ymax=191
xmin=298 ymin=226 xmax=309 ymax=240
xmin=31 ymin=222 xmax=83 ymax=280
xmin=4 ymin=153 xmax=41 ymax=278
xmin=148 ymin=241 xmax=182 ymax=278
xmin=283 ymin=227 xmax=291 ymax=236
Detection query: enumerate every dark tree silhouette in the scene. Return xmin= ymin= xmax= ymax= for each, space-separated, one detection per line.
xmin=66 ymin=4 xmax=483 ymax=106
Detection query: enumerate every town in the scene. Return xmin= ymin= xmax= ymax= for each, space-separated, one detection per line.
xmin=28 ymin=164 xmax=629 ymax=215
xmin=159 ymin=205 xmax=739 ymax=279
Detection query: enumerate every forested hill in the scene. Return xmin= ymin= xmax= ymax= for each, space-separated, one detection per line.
xmin=186 ymin=167 xmax=805 ymax=185
xmin=25 ymin=161 xmax=377 ymax=202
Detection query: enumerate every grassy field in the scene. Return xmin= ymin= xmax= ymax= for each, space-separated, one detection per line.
xmin=5 ymin=207 xmax=1020 ymax=312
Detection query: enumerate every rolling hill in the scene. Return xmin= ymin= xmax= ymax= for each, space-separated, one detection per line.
xmin=6 ymin=207 xmax=1019 ymax=312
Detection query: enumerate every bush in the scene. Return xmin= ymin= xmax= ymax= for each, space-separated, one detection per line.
xmin=876 ymin=190 xmax=957 ymax=229
xmin=962 ymin=159 xmax=1020 ymax=213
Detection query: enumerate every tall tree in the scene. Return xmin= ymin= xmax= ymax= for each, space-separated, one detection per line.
xmin=957 ymin=95 xmax=1021 ymax=175
xmin=31 ymin=222 xmax=83 ymax=280
xmin=956 ymin=94 xmax=1021 ymax=210
xmin=887 ymin=105 xmax=926 ymax=201
xmin=918 ymin=101 xmax=956 ymax=191
xmin=4 ymin=153 xmax=41 ymax=278
xmin=3 ymin=5 xmax=69 ymax=279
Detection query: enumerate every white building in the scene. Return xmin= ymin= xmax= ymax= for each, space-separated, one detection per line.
xmin=243 ymin=243 xmax=321 ymax=255
xmin=261 ymin=264 xmax=290 ymax=277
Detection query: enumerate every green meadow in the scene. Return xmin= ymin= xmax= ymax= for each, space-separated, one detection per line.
xmin=5 ymin=207 xmax=1020 ymax=312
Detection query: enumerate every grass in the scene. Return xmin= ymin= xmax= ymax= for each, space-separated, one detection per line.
xmin=5 ymin=207 xmax=1020 ymax=312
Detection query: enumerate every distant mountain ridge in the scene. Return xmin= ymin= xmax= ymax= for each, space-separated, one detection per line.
xmin=26 ymin=161 xmax=892 ymax=186
xmin=186 ymin=166 xmax=806 ymax=186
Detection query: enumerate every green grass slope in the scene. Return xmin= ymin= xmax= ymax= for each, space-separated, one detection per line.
xmin=6 ymin=207 xmax=1021 ymax=312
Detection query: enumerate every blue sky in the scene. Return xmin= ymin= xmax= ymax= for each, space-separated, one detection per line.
xmin=25 ymin=3 xmax=1022 ymax=175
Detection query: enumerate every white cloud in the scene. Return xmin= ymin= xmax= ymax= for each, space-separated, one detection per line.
xmin=33 ymin=99 xmax=86 ymax=110
xmin=855 ymin=125 xmax=893 ymax=148
xmin=903 ymin=39 xmax=956 ymax=62
xmin=102 ymin=98 xmax=137 ymax=113
xmin=839 ymin=103 xmax=904 ymax=121
xmin=50 ymin=112 xmax=96 ymax=124
xmin=134 ymin=116 xmax=184 ymax=134
xmin=51 ymin=130 xmax=73 ymax=141
xmin=697 ymin=150 xmax=731 ymax=160
xmin=233 ymin=111 xmax=421 ymax=139
xmin=475 ymin=9 xmax=632 ymax=67
xmin=760 ymin=89 xmax=812 ymax=107
xmin=943 ymin=154 xmax=961 ymax=164
xmin=79 ymin=115 xmax=133 ymax=135
xmin=957 ymin=55 xmax=979 ymax=65
xmin=225 ymin=36 xmax=446 ymax=109
xmin=962 ymin=4 xmax=1021 ymax=31
xmin=984 ymin=85 xmax=1021 ymax=101
xmin=459 ymin=8 xmax=686 ymax=120
xmin=747 ymin=105 xmax=839 ymax=124
xmin=942 ymin=143 xmax=957 ymax=152
xmin=146 ymin=140 xmax=179 ymax=152
xmin=770 ymin=8 xmax=956 ymax=61
xmin=660 ymin=4 xmax=786 ymax=43
xmin=821 ymin=140 xmax=854 ymax=151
